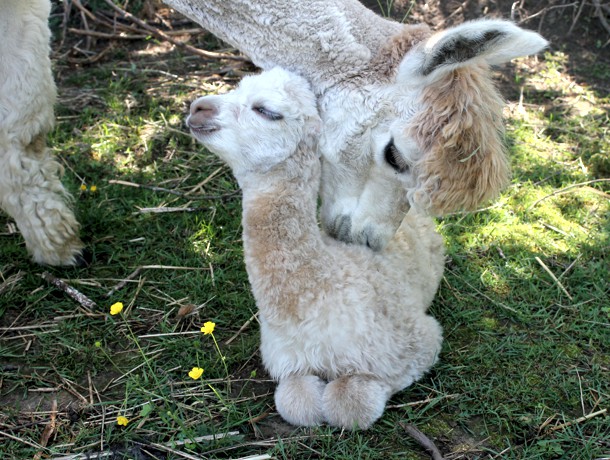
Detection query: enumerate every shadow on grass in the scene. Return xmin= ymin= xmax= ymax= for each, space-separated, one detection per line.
xmin=1 ymin=2 xmax=609 ymax=459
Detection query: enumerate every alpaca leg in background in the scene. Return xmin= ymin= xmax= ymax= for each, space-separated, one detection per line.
xmin=0 ymin=0 xmax=84 ymax=266
xmin=0 ymin=141 xmax=84 ymax=266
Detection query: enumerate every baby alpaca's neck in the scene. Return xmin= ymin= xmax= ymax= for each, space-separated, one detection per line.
xmin=239 ymin=149 xmax=325 ymax=320
xmin=240 ymin=149 xmax=321 ymax=248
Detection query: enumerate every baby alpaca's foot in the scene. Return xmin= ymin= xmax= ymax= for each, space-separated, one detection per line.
xmin=322 ymin=374 xmax=391 ymax=430
xmin=274 ymin=375 xmax=326 ymax=426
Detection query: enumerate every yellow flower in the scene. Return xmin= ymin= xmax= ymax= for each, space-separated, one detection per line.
xmin=110 ymin=302 xmax=124 ymax=315
xmin=200 ymin=321 xmax=216 ymax=335
xmin=90 ymin=185 xmax=97 ymax=192
xmin=116 ymin=416 xmax=129 ymax=426
xmin=188 ymin=367 xmax=204 ymax=380
xmin=79 ymin=184 xmax=87 ymax=191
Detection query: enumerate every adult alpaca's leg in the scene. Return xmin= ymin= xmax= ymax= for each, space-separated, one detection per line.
xmin=1 ymin=0 xmax=84 ymax=266
xmin=0 ymin=137 xmax=84 ymax=266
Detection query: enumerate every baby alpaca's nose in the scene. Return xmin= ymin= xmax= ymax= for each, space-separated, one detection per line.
xmin=190 ymin=98 xmax=218 ymax=119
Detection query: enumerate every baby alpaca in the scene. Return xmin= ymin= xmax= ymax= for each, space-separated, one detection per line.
xmin=0 ymin=0 xmax=84 ymax=265
xmin=187 ymin=68 xmax=445 ymax=429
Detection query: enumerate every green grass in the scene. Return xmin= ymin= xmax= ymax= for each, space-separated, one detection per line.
xmin=1 ymin=18 xmax=609 ymax=460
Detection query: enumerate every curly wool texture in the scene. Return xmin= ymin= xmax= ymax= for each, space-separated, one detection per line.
xmin=166 ymin=0 xmax=547 ymax=250
xmin=0 ymin=0 xmax=83 ymax=265
xmin=407 ymin=65 xmax=508 ymax=215
xmin=188 ymin=68 xmax=445 ymax=430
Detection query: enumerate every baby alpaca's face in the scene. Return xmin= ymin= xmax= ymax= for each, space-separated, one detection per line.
xmin=187 ymin=68 xmax=318 ymax=174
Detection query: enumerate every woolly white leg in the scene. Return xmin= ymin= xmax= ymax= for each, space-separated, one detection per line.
xmin=274 ymin=374 xmax=327 ymax=426
xmin=401 ymin=315 xmax=444 ymax=386
xmin=322 ymin=374 xmax=392 ymax=430
xmin=0 ymin=141 xmax=84 ymax=266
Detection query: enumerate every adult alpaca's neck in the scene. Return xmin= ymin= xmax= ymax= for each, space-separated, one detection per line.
xmin=238 ymin=147 xmax=327 ymax=321
xmin=164 ymin=0 xmax=402 ymax=90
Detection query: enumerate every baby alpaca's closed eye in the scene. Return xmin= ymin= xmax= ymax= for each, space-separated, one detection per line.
xmin=254 ymin=106 xmax=284 ymax=120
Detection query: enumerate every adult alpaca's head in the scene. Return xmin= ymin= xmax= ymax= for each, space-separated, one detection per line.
xmin=187 ymin=67 xmax=321 ymax=177
xmin=168 ymin=0 xmax=548 ymax=249
xmin=320 ymin=19 xmax=548 ymax=248
xmin=377 ymin=19 xmax=549 ymax=215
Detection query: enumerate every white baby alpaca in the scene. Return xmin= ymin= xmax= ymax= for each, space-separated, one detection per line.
xmin=187 ymin=68 xmax=445 ymax=429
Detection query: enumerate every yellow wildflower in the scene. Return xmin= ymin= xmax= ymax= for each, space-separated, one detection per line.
xmin=110 ymin=302 xmax=124 ymax=315
xmin=116 ymin=416 xmax=129 ymax=426
xmin=188 ymin=367 xmax=204 ymax=380
xmin=90 ymin=185 xmax=97 ymax=192
xmin=201 ymin=321 xmax=216 ymax=335
xmin=79 ymin=184 xmax=87 ymax=191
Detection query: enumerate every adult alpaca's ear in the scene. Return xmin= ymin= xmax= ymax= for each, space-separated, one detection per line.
xmin=397 ymin=19 xmax=549 ymax=86
xmin=396 ymin=20 xmax=548 ymax=215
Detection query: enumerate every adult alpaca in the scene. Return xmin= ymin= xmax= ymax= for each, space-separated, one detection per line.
xmin=0 ymin=0 xmax=84 ymax=265
xmin=187 ymin=67 xmax=445 ymax=429
xmin=165 ymin=0 xmax=548 ymax=249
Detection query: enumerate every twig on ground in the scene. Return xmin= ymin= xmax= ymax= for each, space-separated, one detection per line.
xmin=67 ymin=43 xmax=116 ymax=64
xmin=40 ymin=271 xmax=97 ymax=311
xmin=52 ymin=364 xmax=89 ymax=405
xmin=592 ymin=0 xmax=610 ymax=41
xmin=400 ymin=423 xmax=445 ymax=460
xmin=434 ymin=0 xmax=468 ymax=28
xmin=535 ymin=256 xmax=573 ymax=300
xmin=558 ymin=254 xmax=582 ymax=280
xmin=104 ymin=265 xmax=208 ymax=302
xmin=0 ymin=430 xmax=46 ymax=452
xmin=567 ymin=0 xmax=587 ymax=35
xmin=140 ymin=265 xmax=208 ymax=270
xmin=138 ymin=331 xmax=200 ymax=339
xmin=108 ymin=178 xmax=240 ymax=201
xmin=136 ymin=206 xmax=210 ymax=214
xmin=527 ymin=179 xmax=610 ymax=210
xmin=225 ymin=312 xmax=259 ymax=345
xmin=68 ymin=28 xmax=149 ymax=40
xmin=109 ymin=179 xmax=187 ymax=196
xmin=545 ymin=408 xmax=607 ymax=433
xmin=233 ymin=456 xmax=272 ymax=460
xmin=68 ymin=27 xmax=205 ymax=40
xmin=105 ymin=267 xmax=143 ymax=298
xmin=0 ymin=269 xmax=24 ymax=295
xmin=185 ymin=167 xmax=224 ymax=194
xmin=386 ymin=393 xmax=460 ymax=409
xmin=102 ymin=0 xmax=249 ymax=61
xmin=517 ymin=2 xmax=579 ymax=25
xmin=51 ymin=432 xmax=242 ymax=460
xmin=33 ymin=398 xmax=57 ymax=460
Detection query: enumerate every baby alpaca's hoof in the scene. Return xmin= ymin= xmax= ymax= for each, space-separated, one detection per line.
xmin=322 ymin=374 xmax=391 ymax=430
xmin=275 ymin=375 xmax=326 ymax=426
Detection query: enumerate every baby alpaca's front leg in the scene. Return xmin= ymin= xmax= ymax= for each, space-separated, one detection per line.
xmin=322 ymin=374 xmax=392 ymax=430
xmin=274 ymin=375 xmax=327 ymax=426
